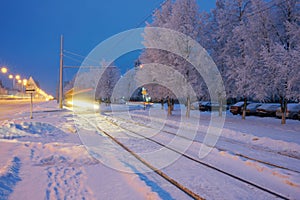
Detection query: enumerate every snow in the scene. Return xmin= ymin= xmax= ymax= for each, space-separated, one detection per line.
xmin=0 ymin=157 xmax=21 ymax=199
xmin=0 ymin=101 xmax=160 ymax=200
xmin=232 ymin=101 xmax=244 ymax=106
xmin=256 ymin=103 xmax=280 ymax=109
xmin=286 ymin=103 xmax=300 ymax=110
xmin=0 ymin=100 xmax=300 ymax=199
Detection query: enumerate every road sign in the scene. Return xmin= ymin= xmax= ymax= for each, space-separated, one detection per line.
xmin=25 ymin=77 xmax=37 ymax=91
xmin=24 ymin=77 xmax=36 ymax=119
xmin=25 ymin=88 xmax=35 ymax=94
xmin=25 ymin=77 xmax=36 ymax=94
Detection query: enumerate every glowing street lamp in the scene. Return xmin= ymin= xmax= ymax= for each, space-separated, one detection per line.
xmin=8 ymin=74 xmax=15 ymax=89
xmin=23 ymin=79 xmax=27 ymax=86
xmin=14 ymin=75 xmax=21 ymax=90
xmin=22 ymin=79 xmax=27 ymax=93
xmin=1 ymin=67 xmax=7 ymax=74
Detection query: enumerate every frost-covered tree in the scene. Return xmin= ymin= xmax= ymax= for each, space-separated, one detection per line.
xmin=260 ymin=0 xmax=300 ymax=124
xmin=95 ymin=64 xmax=121 ymax=103
xmin=139 ymin=0 xmax=203 ymax=117
xmin=212 ymin=0 xmax=253 ymax=119
xmin=73 ymin=68 xmax=102 ymax=92
xmin=169 ymin=0 xmax=203 ymax=117
xmin=138 ymin=0 xmax=175 ymax=101
xmin=242 ymin=0 xmax=277 ymax=102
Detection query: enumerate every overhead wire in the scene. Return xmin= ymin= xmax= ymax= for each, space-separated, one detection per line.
xmin=62 ymin=0 xmax=285 ymax=69
xmin=97 ymin=0 xmax=169 ymax=60
xmin=63 ymin=50 xmax=100 ymax=66
xmin=62 ymin=0 xmax=168 ymax=69
xmin=63 ymin=54 xmax=84 ymax=65
xmin=217 ymin=0 xmax=286 ymax=30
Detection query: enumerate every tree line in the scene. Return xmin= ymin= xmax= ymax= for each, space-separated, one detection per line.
xmin=137 ymin=0 xmax=300 ymax=122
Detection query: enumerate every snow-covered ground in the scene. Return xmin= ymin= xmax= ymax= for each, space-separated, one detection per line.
xmin=0 ymin=101 xmax=299 ymax=199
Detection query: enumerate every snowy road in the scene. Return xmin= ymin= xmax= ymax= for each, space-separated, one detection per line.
xmin=0 ymin=101 xmax=161 ymax=200
xmin=0 ymin=101 xmax=299 ymax=199
xmin=0 ymin=100 xmax=30 ymax=121
xmin=0 ymin=100 xmax=47 ymax=121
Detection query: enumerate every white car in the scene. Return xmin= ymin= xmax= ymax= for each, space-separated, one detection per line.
xmin=276 ymin=103 xmax=300 ymax=120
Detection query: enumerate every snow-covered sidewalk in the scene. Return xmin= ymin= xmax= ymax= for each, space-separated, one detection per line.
xmin=0 ymin=101 xmax=162 ymax=200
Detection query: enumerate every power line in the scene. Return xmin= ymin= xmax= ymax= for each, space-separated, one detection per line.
xmin=64 ymin=50 xmax=86 ymax=59
xmin=247 ymin=0 xmax=285 ymax=19
xmin=63 ymin=54 xmax=83 ymax=65
xmin=135 ymin=0 xmax=168 ymax=28
xmin=100 ymin=0 xmax=169 ymax=58
xmin=62 ymin=0 xmax=285 ymax=70
xmin=217 ymin=0 xmax=286 ymax=30
xmin=62 ymin=0 xmax=168 ymax=69
xmin=64 ymin=50 xmax=100 ymax=65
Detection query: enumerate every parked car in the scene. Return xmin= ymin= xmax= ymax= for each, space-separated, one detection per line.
xmin=242 ymin=103 xmax=262 ymax=115
xmin=298 ymin=110 xmax=300 ymax=120
xmin=230 ymin=101 xmax=251 ymax=115
xmin=256 ymin=103 xmax=280 ymax=117
xmin=199 ymin=102 xmax=227 ymax=111
xmin=276 ymin=103 xmax=300 ymax=120
xmin=199 ymin=101 xmax=211 ymax=111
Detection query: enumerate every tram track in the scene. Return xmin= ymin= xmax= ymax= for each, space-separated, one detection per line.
xmin=107 ymin=112 xmax=300 ymax=174
xmin=78 ymin=114 xmax=205 ymax=199
xmin=95 ymin=113 xmax=291 ymax=200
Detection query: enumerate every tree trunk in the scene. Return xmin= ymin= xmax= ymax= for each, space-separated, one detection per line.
xmin=281 ymin=98 xmax=287 ymax=125
xmin=186 ymin=96 xmax=190 ymax=118
xmin=218 ymin=96 xmax=223 ymax=117
xmin=167 ymin=98 xmax=172 ymax=116
xmin=171 ymin=99 xmax=174 ymax=111
xmin=242 ymin=98 xmax=247 ymax=120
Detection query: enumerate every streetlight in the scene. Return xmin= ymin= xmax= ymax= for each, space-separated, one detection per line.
xmin=14 ymin=75 xmax=21 ymax=91
xmin=23 ymin=79 xmax=27 ymax=86
xmin=8 ymin=74 xmax=15 ymax=89
xmin=17 ymin=79 xmax=22 ymax=91
xmin=1 ymin=67 xmax=7 ymax=74
xmin=22 ymin=79 xmax=27 ymax=93
xmin=0 ymin=67 xmax=7 ymax=94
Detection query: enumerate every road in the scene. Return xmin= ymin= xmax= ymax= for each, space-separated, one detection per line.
xmin=0 ymin=99 xmax=44 ymax=121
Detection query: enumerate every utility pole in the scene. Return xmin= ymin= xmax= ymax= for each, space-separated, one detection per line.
xmin=59 ymin=35 xmax=64 ymax=109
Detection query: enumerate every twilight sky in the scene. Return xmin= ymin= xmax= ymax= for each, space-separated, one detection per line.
xmin=0 ymin=0 xmax=216 ymax=96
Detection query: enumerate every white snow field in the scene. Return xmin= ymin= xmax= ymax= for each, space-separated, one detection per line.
xmin=0 ymin=100 xmax=299 ymax=200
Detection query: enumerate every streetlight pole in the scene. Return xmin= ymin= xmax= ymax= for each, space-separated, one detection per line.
xmin=22 ymin=79 xmax=27 ymax=94
xmin=15 ymin=75 xmax=21 ymax=91
xmin=8 ymin=74 xmax=15 ymax=90
xmin=0 ymin=67 xmax=7 ymax=89
xmin=59 ymin=35 xmax=64 ymax=109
